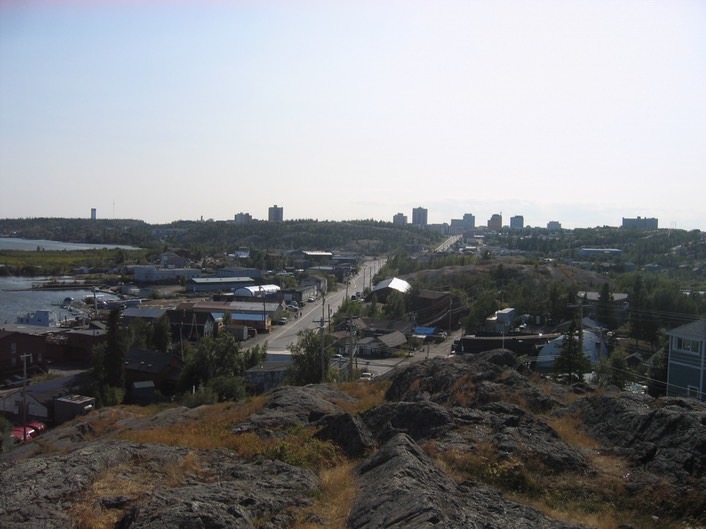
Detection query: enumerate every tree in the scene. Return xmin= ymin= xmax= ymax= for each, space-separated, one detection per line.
xmin=383 ymin=290 xmax=407 ymax=319
xmin=286 ymin=328 xmax=333 ymax=385
xmin=179 ymin=333 xmax=266 ymax=393
xmin=151 ymin=314 xmax=172 ymax=352
xmin=90 ymin=308 xmax=128 ymax=406
xmin=595 ymin=349 xmax=629 ymax=389
xmin=596 ymin=282 xmax=616 ymax=329
xmin=554 ymin=317 xmax=590 ymax=384
xmin=104 ymin=309 xmax=127 ymax=388
xmin=647 ymin=349 xmax=669 ymax=398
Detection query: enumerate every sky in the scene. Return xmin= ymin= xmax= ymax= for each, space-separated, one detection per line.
xmin=1 ymin=0 xmax=705 ymax=230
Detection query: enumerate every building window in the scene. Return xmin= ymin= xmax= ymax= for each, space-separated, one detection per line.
xmin=675 ymin=338 xmax=701 ymax=353
xmin=687 ymin=386 xmax=700 ymax=399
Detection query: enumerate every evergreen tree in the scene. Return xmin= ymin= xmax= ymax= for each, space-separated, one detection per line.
xmin=554 ymin=316 xmax=590 ymax=384
xmin=596 ymin=282 xmax=615 ymax=329
xmin=104 ymin=309 xmax=127 ymax=389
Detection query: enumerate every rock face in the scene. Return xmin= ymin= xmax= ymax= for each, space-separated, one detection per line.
xmin=2 ymin=349 xmax=705 ymax=528
xmin=570 ymin=393 xmax=706 ymax=480
xmin=350 ymin=433 xmax=590 ymax=529
xmin=0 ymin=441 xmax=318 ymax=529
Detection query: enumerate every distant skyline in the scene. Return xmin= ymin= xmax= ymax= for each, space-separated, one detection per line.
xmin=1 ymin=1 xmax=705 ymax=231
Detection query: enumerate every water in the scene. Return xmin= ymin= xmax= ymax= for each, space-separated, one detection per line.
xmin=0 ymin=276 xmax=121 ymax=326
xmin=0 ymin=237 xmax=140 ymax=251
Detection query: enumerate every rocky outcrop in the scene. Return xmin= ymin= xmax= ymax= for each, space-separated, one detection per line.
xmin=570 ymin=393 xmax=706 ymax=480
xmin=0 ymin=441 xmax=318 ymax=529
xmin=350 ymin=433 xmax=590 ymax=529
xmin=2 ymin=349 xmax=705 ymax=528
xmin=384 ymin=349 xmax=562 ymax=413
xmin=236 ymin=383 xmax=353 ymax=431
xmin=314 ymin=412 xmax=375 ymax=457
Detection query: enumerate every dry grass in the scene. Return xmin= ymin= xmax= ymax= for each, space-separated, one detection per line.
xmin=546 ymin=412 xmax=599 ymax=449
xmin=68 ymin=464 xmax=156 ymax=529
xmin=293 ymin=461 xmax=359 ymax=529
xmin=68 ymin=451 xmax=210 ymax=529
xmin=163 ymin=451 xmax=209 ymax=487
xmin=448 ymin=374 xmax=476 ymax=407
xmin=424 ymin=411 xmax=697 ymax=529
xmin=118 ymin=396 xmax=268 ymax=450
xmin=118 ymin=397 xmax=341 ymax=471
xmin=335 ymin=379 xmax=390 ymax=412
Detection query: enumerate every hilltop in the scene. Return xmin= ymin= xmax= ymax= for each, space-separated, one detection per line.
xmin=2 ymin=349 xmax=704 ymax=529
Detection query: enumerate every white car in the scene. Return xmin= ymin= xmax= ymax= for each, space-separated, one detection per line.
xmin=359 ymin=372 xmax=373 ymax=381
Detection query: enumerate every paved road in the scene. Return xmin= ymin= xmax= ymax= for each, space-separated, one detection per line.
xmin=251 ymin=258 xmax=386 ymax=358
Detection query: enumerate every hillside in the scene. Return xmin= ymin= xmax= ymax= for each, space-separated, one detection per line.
xmin=2 ymin=350 xmax=705 ymax=529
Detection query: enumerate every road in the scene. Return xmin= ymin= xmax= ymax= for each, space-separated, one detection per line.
xmin=251 ymin=255 xmax=464 ymax=379
xmin=252 ymin=257 xmax=386 ymax=358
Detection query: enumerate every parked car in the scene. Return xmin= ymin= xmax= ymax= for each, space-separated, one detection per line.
xmin=359 ymin=372 xmax=373 ymax=381
xmin=27 ymin=420 xmax=47 ymax=435
xmin=308 ymin=296 xmax=316 ymax=302
xmin=277 ymin=317 xmax=289 ymax=325
xmin=11 ymin=426 xmax=35 ymax=443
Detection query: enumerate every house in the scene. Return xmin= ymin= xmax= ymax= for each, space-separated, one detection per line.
xmin=408 ymin=289 xmax=455 ymax=329
xmin=577 ymin=291 xmax=630 ymax=326
xmin=54 ymin=394 xmax=95 ymax=424
xmin=666 ymin=319 xmax=706 ymax=401
xmin=1 ymin=372 xmax=91 ymax=424
xmin=123 ymin=348 xmax=183 ymax=397
xmin=245 ymin=362 xmax=289 ymax=394
xmin=366 ymin=277 xmax=411 ymax=303
xmin=354 ymin=330 xmax=407 ymax=358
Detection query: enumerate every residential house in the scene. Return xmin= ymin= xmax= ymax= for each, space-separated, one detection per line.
xmin=352 ymin=330 xmax=408 ymax=358
xmin=245 ymin=361 xmax=289 ymax=394
xmin=666 ymin=319 xmax=706 ymax=401
xmin=123 ymin=348 xmax=184 ymax=398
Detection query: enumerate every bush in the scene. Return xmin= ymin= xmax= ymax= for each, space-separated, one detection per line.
xmin=207 ymin=376 xmax=246 ymax=401
xmin=182 ymin=387 xmax=218 ymax=408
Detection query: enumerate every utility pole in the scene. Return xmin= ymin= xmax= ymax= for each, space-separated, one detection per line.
xmin=348 ymin=317 xmax=356 ymax=381
xmin=20 ymin=353 xmax=31 ymax=442
xmin=318 ymin=294 xmax=330 ymax=382
xmin=448 ymin=298 xmax=453 ymax=332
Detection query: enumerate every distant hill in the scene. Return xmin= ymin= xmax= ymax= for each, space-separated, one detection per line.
xmin=0 ymin=218 xmax=442 ymax=254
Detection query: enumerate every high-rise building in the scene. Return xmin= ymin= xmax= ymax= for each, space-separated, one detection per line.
xmin=547 ymin=221 xmax=562 ymax=231
xmin=393 ymin=212 xmax=408 ymax=225
xmin=487 ymin=214 xmax=502 ymax=231
xmin=412 ymin=207 xmax=428 ymax=227
xmin=462 ymin=213 xmax=475 ymax=229
xmin=90 ymin=208 xmax=96 ymax=220
xmin=510 ymin=215 xmax=524 ymax=229
xmin=235 ymin=212 xmax=252 ymax=224
xmin=622 ymin=217 xmax=658 ymax=230
xmin=268 ymin=205 xmax=283 ymax=222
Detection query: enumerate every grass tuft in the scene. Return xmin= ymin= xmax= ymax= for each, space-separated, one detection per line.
xmin=292 ymin=461 xmax=359 ymax=529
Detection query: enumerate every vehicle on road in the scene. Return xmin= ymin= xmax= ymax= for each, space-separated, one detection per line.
xmin=277 ymin=317 xmax=289 ymax=325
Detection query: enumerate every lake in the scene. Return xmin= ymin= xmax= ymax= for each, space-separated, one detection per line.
xmin=0 ymin=237 xmax=141 ymax=251
xmin=0 ymin=276 xmax=121 ymax=326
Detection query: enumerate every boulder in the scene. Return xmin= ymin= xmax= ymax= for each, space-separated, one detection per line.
xmin=314 ymin=412 xmax=376 ymax=457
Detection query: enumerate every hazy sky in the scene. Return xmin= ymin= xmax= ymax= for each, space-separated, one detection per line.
xmin=1 ymin=0 xmax=704 ymax=230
